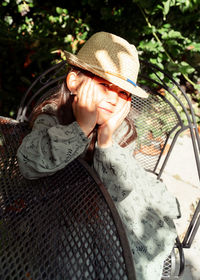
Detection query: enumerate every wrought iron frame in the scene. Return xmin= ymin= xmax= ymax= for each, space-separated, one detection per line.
xmin=0 ymin=117 xmax=136 ymax=279
xmin=140 ymin=61 xmax=200 ymax=250
xmin=16 ymin=59 xmax=200 ymax=279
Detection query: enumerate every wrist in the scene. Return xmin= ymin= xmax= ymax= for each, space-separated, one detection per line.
xmin=97 ymin=133 xmax=113 ymax=148
xmin=77 ymin=122 xmax=93 ymax=138
xmin=98 ymin=141 xmax=113 ymax=148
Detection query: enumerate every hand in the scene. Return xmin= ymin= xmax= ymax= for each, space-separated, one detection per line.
xmin=97 ymin=100 xmax=131 ymax=148
xmin=72 ymin=77 xmax=99 ymax=137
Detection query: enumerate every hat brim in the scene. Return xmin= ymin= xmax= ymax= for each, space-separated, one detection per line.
xmin=64 ymin=50 xmax=148 ymax=98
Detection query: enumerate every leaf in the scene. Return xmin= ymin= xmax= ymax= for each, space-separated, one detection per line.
xmin=143 ymin=25 xmax=157 ymax=35
xmin=162 ymin=29 xmax=183 ymax=40
xmin=193 ymin=43 xmax=200 ymax=52
xmin=163 ymin=0 xmax=171 ymax=17
xmin=62 ymin=9 xmax=68 ymax=14
xmin=163 ymin=23 xmax=171 ymax=28
xmin=139 ymin=39 xmax=162 ymax=53
xmin=78 ymin=31 xmax=88 ymax=40
xmin=64 ymin=34 xmax=73 ymax=43
xmin=167 ymin=62 xmax=179 ymax=73
xmin=18 ymin=3 xmax=30 ymax=16
xmin=149 ymin=58 xmax=157 ymax=64
xmin=56 ymin=7 xmax=63 ymax=14
xmin=2 ymin=0 xmax=10 ymax=6
xmin=4 ymin=15 xmax=13 ymax=25
xmin=150 ymin=71 xmax=164 ymax=82
xmin=169 ymin=30 xmax=183 ymax=39
xmin=48 ymin=15 xmax=56 ymax=23
xmin=194 ymin=84 xmax=200 ymax=91
xmin=179 ymin=61 xmax=195 ymax=74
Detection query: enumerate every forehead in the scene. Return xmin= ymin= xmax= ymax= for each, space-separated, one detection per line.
xmin=92 ymin=75 xmax=130 ymax=93
xmin=92 ymin=75 xmax=110 ymax=83
xmin=81 ymin=72 xmax=110 ymax=84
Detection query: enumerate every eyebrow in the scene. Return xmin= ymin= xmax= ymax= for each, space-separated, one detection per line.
xmin=99 ymin=80 xmax=131 ymax=96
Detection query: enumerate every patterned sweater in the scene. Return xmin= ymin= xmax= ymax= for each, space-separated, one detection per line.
xmin=17 ymin=112 xmax=180 ymax=280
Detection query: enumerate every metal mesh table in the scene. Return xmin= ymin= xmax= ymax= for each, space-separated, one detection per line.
xmin=0 ymin=117 xmax=136 ymax=280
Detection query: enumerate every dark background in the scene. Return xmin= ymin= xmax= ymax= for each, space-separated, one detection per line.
xmin=0 ymin=0 xmax=200 ymax=121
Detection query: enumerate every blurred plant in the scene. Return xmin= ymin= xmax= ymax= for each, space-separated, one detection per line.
xmin=132 ymin=0 xmax=200 ymax=123
xmin=0 ymin=0 xmax=199 ymax=121
xmin=0 ymin=0 xmax=89 ymax=117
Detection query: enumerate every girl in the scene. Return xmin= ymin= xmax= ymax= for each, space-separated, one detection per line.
xmin=17 ymin=31 xmax=180 ymax=280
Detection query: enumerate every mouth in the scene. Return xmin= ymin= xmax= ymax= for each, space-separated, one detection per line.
xmin=98 ymin=106 xmax=113 ymax=114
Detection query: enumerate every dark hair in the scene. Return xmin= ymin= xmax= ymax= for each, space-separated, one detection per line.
xmin=29 ymin=67 xmax=137 ymax=163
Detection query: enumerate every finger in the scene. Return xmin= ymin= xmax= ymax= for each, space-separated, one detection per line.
xmin=86 ymin=78 xmax=95 ymax=108
xmin=115 ymin=100 xmax=130 ymax=119
xmin=120 ymin=101 xmax=131 ymax=120
xmin=77 ymin=79 xmax=88 ymax=105
xmin=112 ymin=101 xmax=130 ymax=125
xmin=85 ymin=78 xmax=99 ymax=114
xmin=93 ymin=82 xmax=104 ymax=107
xmin=122 ymin=100 xmax=131 ymax=114
xmin=81 ymin=78 xmax=93 ymax=106
xmin=125 ymin=100 xmax=131 ymax=115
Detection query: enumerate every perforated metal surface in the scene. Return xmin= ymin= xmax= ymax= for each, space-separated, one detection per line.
xmin=13 ymin=60 xmax=196 ymax=279
xmin=163 ymin=255 xmax=172 ymax=275
xmin=0 ymin=117 xmax=135 ymax=280
xmin=131 ymin=93 xmax=179 ymax=172
xmin=161 ymin=248 xmax=179 ymax=280
xmin=162 ymin=255 xmax=173 ymax=279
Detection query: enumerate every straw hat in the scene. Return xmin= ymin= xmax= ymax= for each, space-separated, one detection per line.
xmin=64 ymin=31 xmax=148 ymax=98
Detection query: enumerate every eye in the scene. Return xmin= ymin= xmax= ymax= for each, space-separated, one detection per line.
xmin=119 ymin=91 xmax=131 ymax=99
xmin=100 ymin=83 xmax=109 ymax=88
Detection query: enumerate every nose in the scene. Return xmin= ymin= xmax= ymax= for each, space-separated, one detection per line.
xmin=106 ymin=89 xmax=118 ymax=105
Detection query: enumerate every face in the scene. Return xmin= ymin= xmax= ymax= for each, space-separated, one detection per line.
xmin=67 ymin=70 xmax=131 ymax=126
xmin=91 ymin=75 xmax=131 ymax=125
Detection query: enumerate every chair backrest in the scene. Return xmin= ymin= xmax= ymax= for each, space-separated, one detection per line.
xmin=136 ymin=62 xmax=200 ymax=250
xmin=16 ymin=60 xmax=200 ymax=178
xmin=3 ymin=59 xmax=200 ymax=279
xmin=0 ymin=116 xmax=136 ymax=280
xmin=15 ymin=60 xmax=200 ymax=250
xmin=16 ymin=61 xmax=67 ymax=123
xmin=134 ymin=61 xmax=200 ymax=179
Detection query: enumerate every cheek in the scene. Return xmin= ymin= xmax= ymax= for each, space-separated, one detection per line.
xmin=115 ymin=99 xmax=127 ymax=111
xmin=95 ymin=84 xmax=107 ymax=102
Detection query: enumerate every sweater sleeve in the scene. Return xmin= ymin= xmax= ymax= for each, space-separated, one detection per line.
xmin=93 ymin=142 xmax=180 ymax=219
xmin=93 ymin=142 xmax=137 ymax=202
xmin=17 ymin=114 xmax=90 ymax=179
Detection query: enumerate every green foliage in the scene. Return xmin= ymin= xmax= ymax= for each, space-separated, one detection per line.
xmin=0 ymin=0 xmax=200 ymax=122
xmin=0 ymin=0 xmax=90 ymax=116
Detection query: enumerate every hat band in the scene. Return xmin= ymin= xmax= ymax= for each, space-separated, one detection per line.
xmin=104 ymin=70 xmax=137 ymax=87
xmin=127 ymin=78 xmax=137 ymax=87
xmin=73 ymin=60 xmax=138 ymax=88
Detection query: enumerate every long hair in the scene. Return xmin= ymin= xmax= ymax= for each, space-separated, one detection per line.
xmin=29 ymin=81 xmax=74 ymax=127
xmin=29 ymin=67 xmax=137 ymax=163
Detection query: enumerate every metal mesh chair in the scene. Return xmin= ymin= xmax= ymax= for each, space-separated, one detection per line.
xmin=0 ymin=117 xmax=136 ymax=280
xmin=1 ymin=59 xmax=200 ymax=279
xmin=133 ymin=61 xmax=200 ymax=279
